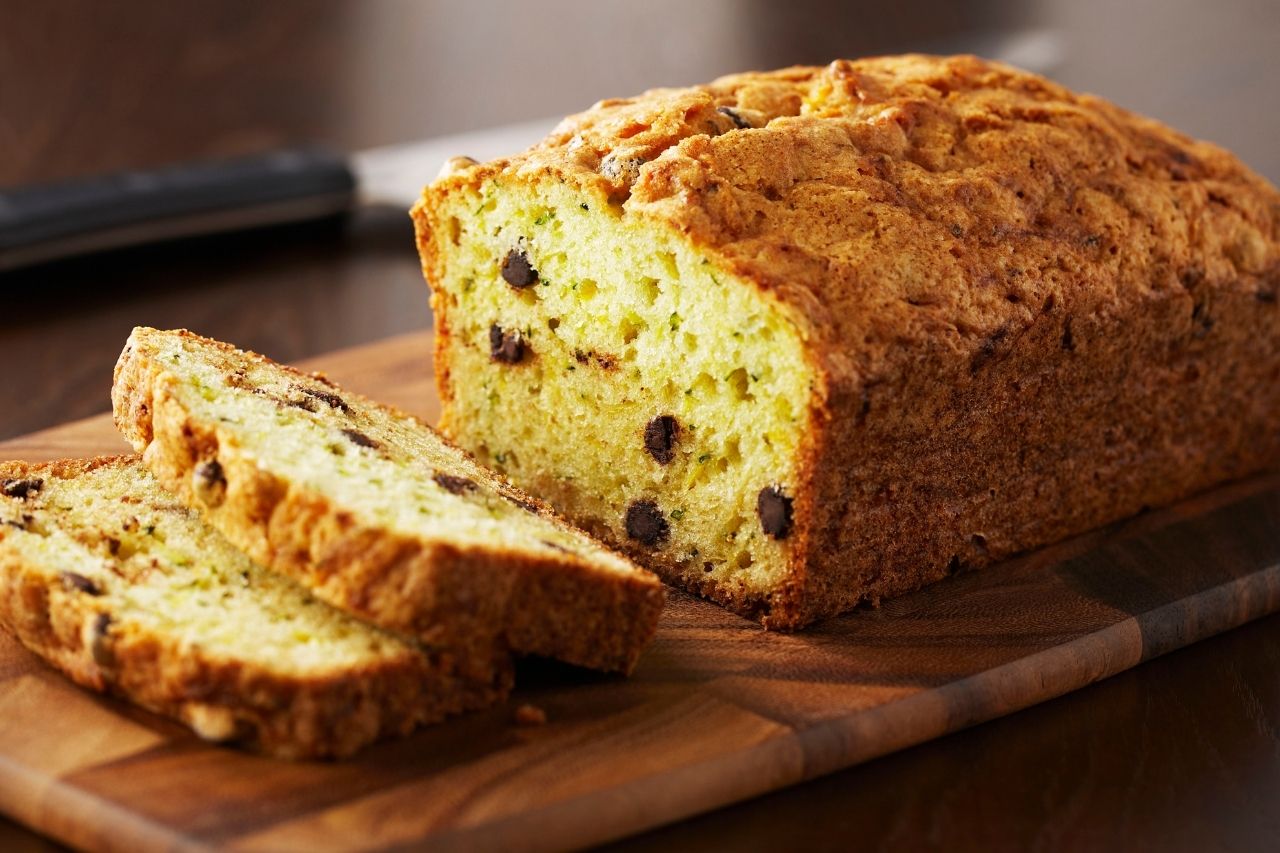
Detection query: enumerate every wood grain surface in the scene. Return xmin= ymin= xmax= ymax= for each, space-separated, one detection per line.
xmin=0 ymin=331 xmax=1276 ymax=852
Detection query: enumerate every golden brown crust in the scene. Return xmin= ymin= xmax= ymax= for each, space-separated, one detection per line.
xmin=415 ymin=55 xmax=1280 ymax=628
xmin=112 ymin=329 xmax=665 ymax=673
xmin=0 ymin=457 xmax=508 ymax=760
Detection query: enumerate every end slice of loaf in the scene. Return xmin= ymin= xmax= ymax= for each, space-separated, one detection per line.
xmin=0 ymin=456 xmax=508 ymax=759
xmin=112 ymin=327 xmax=664 ymax=676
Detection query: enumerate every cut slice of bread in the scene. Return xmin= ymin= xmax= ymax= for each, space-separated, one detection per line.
xmin=0 ymin=457 xmax=509 ymax=759
xmin=112 ymin=327 xmax=664 ymax=677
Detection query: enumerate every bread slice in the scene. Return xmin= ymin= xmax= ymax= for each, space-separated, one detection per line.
xmin=412 ymin=54 xmax=1280 ymax=628
xmin=112 ymin=327 xmax=664 ymax=677
xmin=0 ymin=457 xmax=508 ymax=759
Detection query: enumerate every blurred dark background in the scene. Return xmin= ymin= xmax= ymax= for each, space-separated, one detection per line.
xmin=5 ymin=0 xmax=1278 ymax=186
xmin=0 ymin=0 xmax=1277 ymax=440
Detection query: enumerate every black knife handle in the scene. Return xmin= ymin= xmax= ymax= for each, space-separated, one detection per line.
xmin=0 ymin=147 xmax=356 ymax=272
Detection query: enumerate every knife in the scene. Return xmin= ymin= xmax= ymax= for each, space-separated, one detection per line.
xmin=0 ymin=118 xmax=555 ymax=273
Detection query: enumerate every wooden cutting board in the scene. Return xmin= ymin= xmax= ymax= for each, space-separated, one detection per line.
xmin=1 ymin=330 xmax=1277 ymax=852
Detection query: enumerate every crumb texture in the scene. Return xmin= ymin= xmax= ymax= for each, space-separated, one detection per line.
xmin=0 ymin=456 xmax=499 ymax=759
xmin=112 ymin=328 xmax=664 ymax=673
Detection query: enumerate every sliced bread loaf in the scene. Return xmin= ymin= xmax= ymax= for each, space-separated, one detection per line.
xmin=0 ymin=457 xmax=508 ymax=759
xmin=412 ymin=54 xmax=1280 ymax=628
xmin=112 ymin=327 xmax=664 ymax=677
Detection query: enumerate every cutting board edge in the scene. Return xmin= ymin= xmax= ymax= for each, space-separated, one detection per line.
xmin=421 ymin=560 xmax=1280 ymax=852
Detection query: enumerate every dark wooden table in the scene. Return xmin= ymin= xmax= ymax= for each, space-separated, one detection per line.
xmin=3 ymin=1 xmax=1279 ymax=850
xmin=1 ymin=204 xmax=1278 ymax=853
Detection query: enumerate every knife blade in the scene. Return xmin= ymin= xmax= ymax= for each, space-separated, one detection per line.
xmin=0 ymin=118 xmax=555 ymax=273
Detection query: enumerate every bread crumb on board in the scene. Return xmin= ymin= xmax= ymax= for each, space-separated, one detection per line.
xmin=514 ymin=703 xmax=548 ymax=726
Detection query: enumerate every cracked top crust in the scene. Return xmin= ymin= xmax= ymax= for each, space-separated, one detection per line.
xmin=431 ymin=54 xmax=1280 ymax=392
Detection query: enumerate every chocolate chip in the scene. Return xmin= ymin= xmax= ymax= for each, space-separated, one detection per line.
xmin=1191 ymin=301 xmax=1214 ymax=338
xmin=1061 ymin=319 xmax=1075 ymax=351
xmin=433 ymin=472 xmax=476 ymax=495
xmin=950 ymin=224 xmax=965 ymax=238
xmin=501 ymin=249 xmax=539 ymax=288
xmin=717 ymin=106 xmax=751 ymax=129
xmin=625 ymin=500 xmax=669 ymax=548
xmin=300 ymin=386 xmax=351 ymax=413
xmin=1257 ymin=288 xmax=1277 ymax=303
xmin=90 ymin=613 xmax=114 ymax=667
xmin=970 ymin=327 xmax=1008 ymax=372
xmin=60 ymin=572 xmax=102 ymax=596
xmin=341 ymin=428 xmax=380 ymax=449
xmin=757 ymin=486 xmax=793 ymax=540
xmin=510 ymin=496 xmax=540 ymax=514
xmin=1 ymin=478 xmax=42 ymax=499
xmin=490 ymin=324 xmax=527 ymax=364
xmin=193 ymin=459 xmax=227 ymax=507
xmin=285 ymin=396 xmax=318 ymax=413
xmin=643 ymin=415 xmax=680 ymax=464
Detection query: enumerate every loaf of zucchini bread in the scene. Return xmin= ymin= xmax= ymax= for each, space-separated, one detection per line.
xmin=413 ymin=54 xmax=1280 ymax=628
xmin=0 ymin=457 xmax=506 ymax=758
xmin=113 ymin=328 xmax=663 ymax=675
